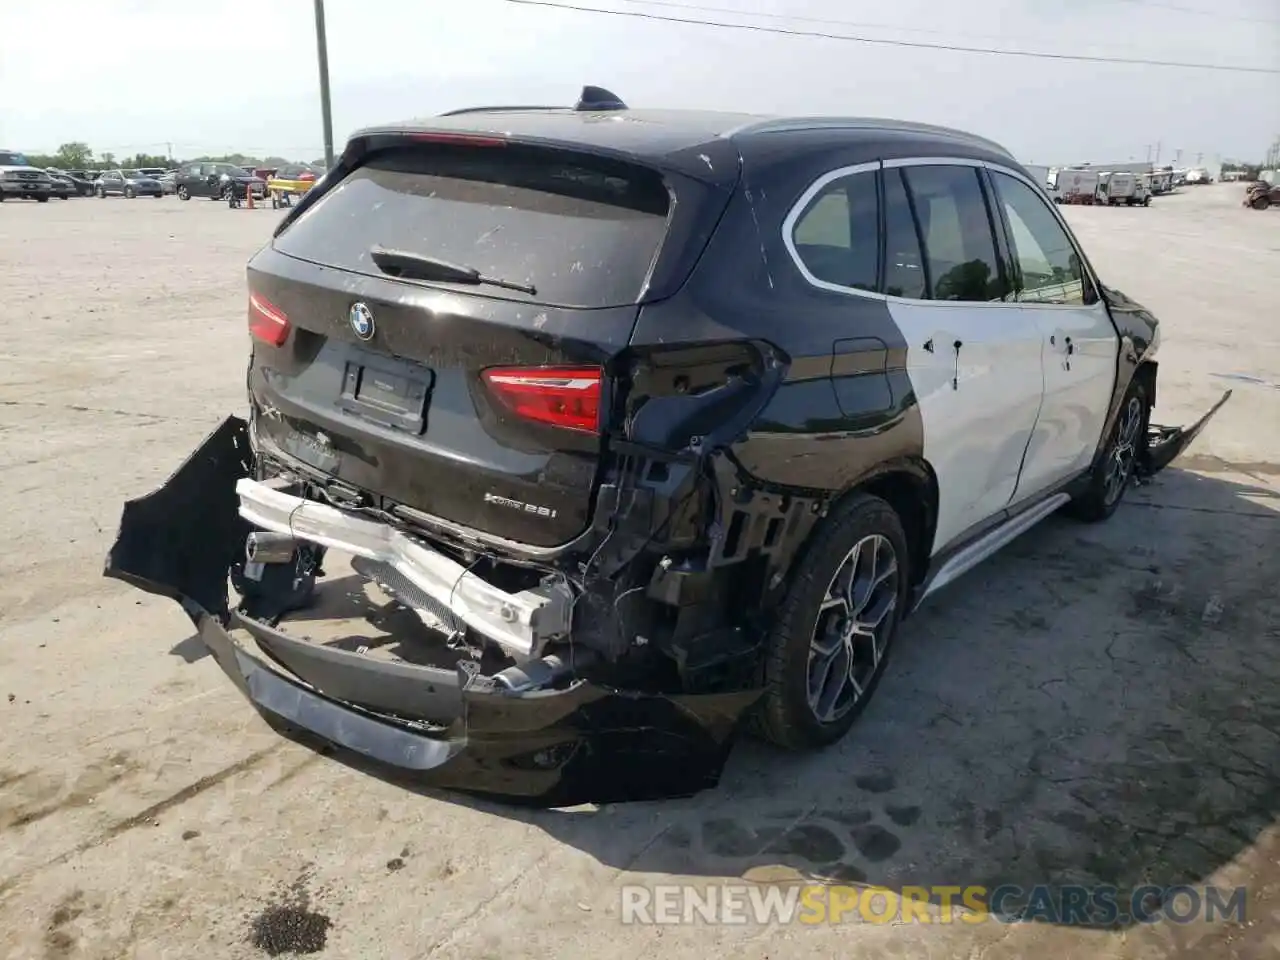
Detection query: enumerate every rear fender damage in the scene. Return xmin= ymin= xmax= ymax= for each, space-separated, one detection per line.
xmin=102 ymin=415 xmax=770 ymax=803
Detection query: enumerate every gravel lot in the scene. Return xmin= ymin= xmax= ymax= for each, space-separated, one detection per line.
xmin=1 ymin=187 xmax=1277 ymax=959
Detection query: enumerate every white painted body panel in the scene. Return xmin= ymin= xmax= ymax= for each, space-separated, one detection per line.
xmin=1014 ymin=302 xmax=1119 ymax=499
xmin=887 ymin=300 xmax=1045 ymax=555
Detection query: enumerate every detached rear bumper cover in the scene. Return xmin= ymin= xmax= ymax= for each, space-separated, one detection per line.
xmin=102 ymin=416 xmax=753 ymax=805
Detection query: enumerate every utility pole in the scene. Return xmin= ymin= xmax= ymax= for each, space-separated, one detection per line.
xmin=1145 ymin=144 xmax=1152 ymax=162
xmin=1154 ymin=141 xmax=1161 ymax=164
xmin=1174 ymin=148 xmax=1182 ymax=165
xmin=314 ymin=0 xmax=335 ymax=169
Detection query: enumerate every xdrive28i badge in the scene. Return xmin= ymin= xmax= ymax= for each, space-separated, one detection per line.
xmin=349 ymin=302 xmax=375 ymax=341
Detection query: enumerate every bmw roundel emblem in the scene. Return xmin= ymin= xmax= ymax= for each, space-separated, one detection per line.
xmin=349 ymin=302 xmax=375 ymax=341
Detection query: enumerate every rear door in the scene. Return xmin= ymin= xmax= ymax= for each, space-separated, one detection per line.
xmin=248 ymin=136 xmax=719 ymax=548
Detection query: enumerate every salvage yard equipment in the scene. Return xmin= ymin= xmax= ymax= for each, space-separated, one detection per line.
xmin=1243 ymin=179 xmax=1280 ymax=209
xmin=104 ymin=86 xmax=1231 ymax=806
xmin=267 ymin=163 xmax=323 ymax=209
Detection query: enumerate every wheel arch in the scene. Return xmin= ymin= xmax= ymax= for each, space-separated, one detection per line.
xmin=824 ymin=458 xmax=938 ymax=591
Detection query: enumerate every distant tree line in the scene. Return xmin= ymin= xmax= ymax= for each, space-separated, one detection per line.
xmin=24 ymin=141 xmax=323 ymax=171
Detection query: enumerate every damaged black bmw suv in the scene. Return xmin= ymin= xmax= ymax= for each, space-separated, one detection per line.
xmin=108 ymin=87 xmax=1228 ymax=805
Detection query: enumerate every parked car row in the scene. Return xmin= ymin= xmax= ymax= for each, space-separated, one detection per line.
xmin=174 ymin=161 xmax=268 ymax=201
xmin=2 ymin=150 xmax=332 ymax=206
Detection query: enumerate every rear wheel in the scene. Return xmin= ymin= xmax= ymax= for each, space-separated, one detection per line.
xmin=124 ymin=186 xmax=136 ymax=199
xmin=36 ymin=196 xmax=49 ymax=203
xmin=754 ymin=493 xmax=909 ymax=750
xmin=177 ymin=185 xmax=190 ymax=200
xmin=1252 ymin=196 xmax=1271 ymax=210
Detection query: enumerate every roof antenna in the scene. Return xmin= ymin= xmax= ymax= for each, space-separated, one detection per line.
xmin=575 ymin=85 xmax=628 ymax=112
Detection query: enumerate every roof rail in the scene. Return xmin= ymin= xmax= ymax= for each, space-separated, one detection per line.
xmin=439 ymin=85 xmax=628 ymax=118
xmin=438 ymin=104 xmax=563 ymax=117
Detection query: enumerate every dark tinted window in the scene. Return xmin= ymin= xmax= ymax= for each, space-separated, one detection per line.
xmin=902 ymin=165 xmax=1007 ymax=302
xmin=991 ymin=171 xmax=1095 ymax=305
xmin=790 ymin=171 xmax=878 ymax=292
xmin=274 ymin=143 xmax=671 ymax=309
xmin=882 ymin=169 xmax=927 ymax=299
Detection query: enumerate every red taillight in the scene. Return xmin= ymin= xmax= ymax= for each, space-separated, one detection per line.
xmin=299 ymin=171 xmax=316 ymax=181
xmin=410 ymin=132 xmax=507 ymax=148
xmin=248 ymin=292 xmax=290 ymax=346
xmin=482 ymin=366 xmax=603 ymax=433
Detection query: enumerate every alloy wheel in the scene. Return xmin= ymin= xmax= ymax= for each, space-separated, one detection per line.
xmin=806 ymin=533 xmax=900 ymax=723
xmin=1104 ymin=396 xmax=1143 ymax=505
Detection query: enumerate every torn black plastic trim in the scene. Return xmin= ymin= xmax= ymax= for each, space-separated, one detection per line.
xmin=1137 ymin=390 xmax=1233 ymax=479
xmin=103 ymin=415 xmax=253 ymax=619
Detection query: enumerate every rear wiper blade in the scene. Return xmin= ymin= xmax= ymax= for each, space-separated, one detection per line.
xmin=369 ymin=247 xmax=536 ymax=295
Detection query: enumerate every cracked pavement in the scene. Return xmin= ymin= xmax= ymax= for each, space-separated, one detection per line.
xmin=0 ymin=187 xmax=1276 ymax=958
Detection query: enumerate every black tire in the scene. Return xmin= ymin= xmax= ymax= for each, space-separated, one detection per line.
xmin=753 ymin=493 xmax=910 ymax=750
xmin=1066 ymin=378 xmax=1149 ymax=523
xmin=97 ymin=186 xmax=105 ymax=198
xmin=177 ymin=185 xmax=190 ymax=200
xmin=1143 ymin=196 xmax=1151 ymax=206
xmin=36 ymin=196 xmax=49 ymax=203
xmin=1252 ymin=196 xmax=1270 ymax=210
xmin=124 ymin=186 xmax=136 ymax=199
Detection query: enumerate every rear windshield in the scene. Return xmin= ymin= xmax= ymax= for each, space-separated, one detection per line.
xmin=273 ymin=142 xmax=672 ymax=309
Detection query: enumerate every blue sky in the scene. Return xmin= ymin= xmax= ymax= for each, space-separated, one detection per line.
xmin=1 ymin=0 xmax=1275 ymax=165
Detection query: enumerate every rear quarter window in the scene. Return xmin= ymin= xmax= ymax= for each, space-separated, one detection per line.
xmin=273 ymin=143 xmax=673 ymax=309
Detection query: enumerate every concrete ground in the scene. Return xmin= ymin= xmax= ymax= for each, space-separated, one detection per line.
xmin=0 ymin=185 xmax=1276 ymax=959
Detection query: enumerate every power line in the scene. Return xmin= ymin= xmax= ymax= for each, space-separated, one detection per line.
xmin=500 ymin=0 xmax=1280 ymax=74
xmin=618 ymin=0 xmax=1274 ymax=39
xmin=612 ymin=0 xmax=1048 ymax=44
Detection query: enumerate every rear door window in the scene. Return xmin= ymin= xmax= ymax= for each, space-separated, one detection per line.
xmin=901 ymin=165 xmax=1008 ymax=302
xmin=273 ymin=142 xmax=673 ymax=309
xmin=789 ymin=170 xmax=878 ymax=292
xmin=882 ymin=169 xmax=928 ymax=299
